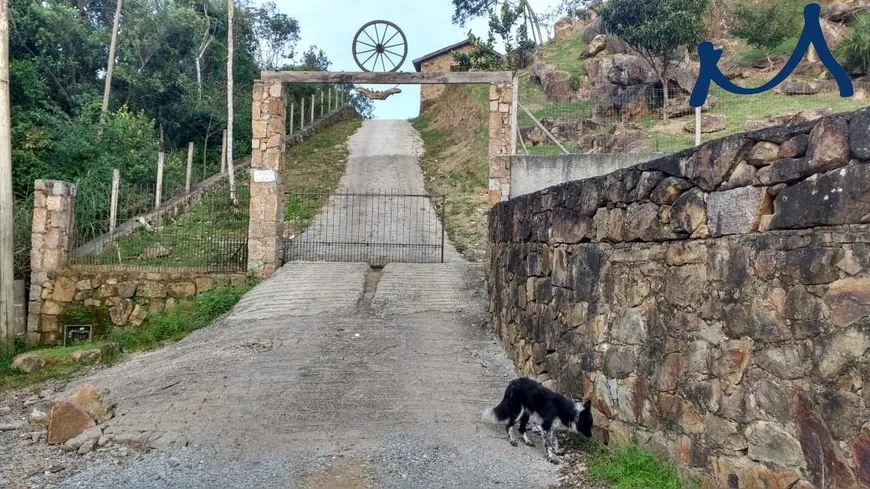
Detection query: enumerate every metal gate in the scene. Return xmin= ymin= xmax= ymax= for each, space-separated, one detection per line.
xmin=283 ymin=190 xmax=446 ymax=266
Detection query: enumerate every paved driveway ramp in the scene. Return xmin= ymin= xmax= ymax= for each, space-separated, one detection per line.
xmin=58 ymin=263 xmax=557 ymax=488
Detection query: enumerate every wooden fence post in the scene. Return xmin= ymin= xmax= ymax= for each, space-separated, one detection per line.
xmin=185 ymin=142 xmax=194 ymax=193
xmin=289 ymin=102 xmax=295 ymax=134
xmin=300 ymin=97 xmax=305 ymax=130
xmin=310 ymin=93 xmax=315 ymax=124
xmin=154 ymin=151 xmax=164 ymax=210
xmin=694 ymin=107 xmax=702 ymax=147
xmin=320 ymin=90 xmax=324 ymax=117
xmin=328 ymin=89 xmax=332 ymax=113
xmin=109 ymin=169 xmax=120 ymax=235
xmin=220 ymin=128 xmax=227 ymax=175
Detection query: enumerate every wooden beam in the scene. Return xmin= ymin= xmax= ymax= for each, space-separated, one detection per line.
xmin=260 ymin=71 xmax=514 ymax=85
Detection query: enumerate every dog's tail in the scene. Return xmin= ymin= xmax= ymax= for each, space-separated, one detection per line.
xmin=481 ymin=383 xmax=516 ymax=424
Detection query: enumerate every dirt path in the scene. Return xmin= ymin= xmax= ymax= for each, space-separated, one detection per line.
xmin=5 ymin=120 xmax=559 ymax=488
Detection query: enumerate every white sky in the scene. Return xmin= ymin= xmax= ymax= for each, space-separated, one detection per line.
xmin=276 ymin=0 xmax=563 ymax=119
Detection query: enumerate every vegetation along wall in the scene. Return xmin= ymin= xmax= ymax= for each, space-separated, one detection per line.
xmin=487 ymin=107 xmax=870 ymax=488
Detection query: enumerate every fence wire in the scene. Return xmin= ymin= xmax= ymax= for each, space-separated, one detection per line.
xmin=70 ymin=176 xmax=250 ymax=271
xmin=517 ymin=77 xmax=870 ymax=155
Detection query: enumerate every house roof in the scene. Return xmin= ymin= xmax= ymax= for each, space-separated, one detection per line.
xmin=412 ymin=40 xmax=473 ymax=72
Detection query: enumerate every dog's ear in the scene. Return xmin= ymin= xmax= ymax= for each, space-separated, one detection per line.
xmin=583 ymin=399 xmax=592 ymax=411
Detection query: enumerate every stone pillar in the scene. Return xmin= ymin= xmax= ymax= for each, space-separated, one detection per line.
xmin=488 ymin=79 xmax=514 ymax=205
xmin=247 ymin=80 xmax=286 ymax=277
xmin=27 ymin=180 xmax=76 ymax=345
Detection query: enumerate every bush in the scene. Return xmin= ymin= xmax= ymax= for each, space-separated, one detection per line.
xmin=730 ymin=0 xmax=802 ymax=62
xmin=838 ymin=12 xmax=870 ymax=74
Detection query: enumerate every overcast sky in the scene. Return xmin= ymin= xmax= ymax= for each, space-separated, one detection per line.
xmin=276 ymin=0 xmax=563 ymax=120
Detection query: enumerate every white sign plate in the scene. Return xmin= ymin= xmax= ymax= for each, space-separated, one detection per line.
xmin=252 ymin=169 xmax=277 ymax=183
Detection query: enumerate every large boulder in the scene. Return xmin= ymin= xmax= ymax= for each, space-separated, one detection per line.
xmin=823 ymin=2 xmax=867 ymax=23
xmin=776 ymin=80 xmax=820 ymax=96
xmin=607 ymin=84 xmax=654 ymax=121
xmin=666 ymin=66 xmax=699 ymax=95
xmin=47 ymin=401 xmax=96 ymax=445
xmin=582 ymin=34 xmax=607 ymax=59
xmin=532 ymin=63 xmax=574 ymax=102
xmin=807 ymin=19 xmax=848 ymax=63
xmin=553 ymin=16 xmax=586 ymax=41
xmin=666 ymin=94 xmax=718 ymax=119
xmin=684 ymin=114 xmax=727 ymax=134
xmin=583 ymin=58 xmax=614 ymax=89
xmin=11 ymin=352 xmax=45 ymax=374
xmin=605 ymin=35 xmax=631 ymax=55
xmin=580 ymin=17 xmax=605 ymax=44
xmin=607 ymin=54 xmax=654 ymax=87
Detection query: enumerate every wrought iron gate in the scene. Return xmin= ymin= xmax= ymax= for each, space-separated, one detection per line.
xmin=283 ymin=190 xmax=446 ymax=266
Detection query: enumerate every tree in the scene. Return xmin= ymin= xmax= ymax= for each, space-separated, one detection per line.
xmin=1 ymin=0 xmax=16 ymax=345
xmin=99 ymin=0 xmax=123 ymax=129
xmin=730 ymin=0 xmax=801 ymax=68
xmin=251 ymin=1 xmax=299 ymax=70
xmin=452 ymin=32 xmax=504 ymax=71
xmin=600 ymin=0 xmax=710 ymax=123
xmin=226 ymin=0 xmax=236 ymax=205
xmin=452 ymin=0 xmax=545 ymax=46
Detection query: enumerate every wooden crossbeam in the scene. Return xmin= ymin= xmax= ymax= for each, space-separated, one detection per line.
xmin=260 ymin=71 xmax=514 ymax=85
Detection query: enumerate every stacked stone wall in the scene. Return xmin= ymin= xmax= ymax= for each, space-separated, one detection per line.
xmin=488 ymin=107 xmax=870 ymax=487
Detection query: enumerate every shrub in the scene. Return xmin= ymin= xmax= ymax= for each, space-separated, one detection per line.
xmin=730 ymin=0 xmax=802 ymax=63
xmin=838 ymin=12 xmax=870 ymax=74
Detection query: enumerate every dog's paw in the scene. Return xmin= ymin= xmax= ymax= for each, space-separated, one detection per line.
xmin=510 ymin=439 xmax=518 ymax=447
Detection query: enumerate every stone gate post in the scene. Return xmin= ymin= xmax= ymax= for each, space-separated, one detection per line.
xmin=488 ymin=76 xmax=516 ymax=205
xmin=27 ymin=180 xmax=76 ymax=344
xmin=247 ymin=80 xmax=286 ymax=277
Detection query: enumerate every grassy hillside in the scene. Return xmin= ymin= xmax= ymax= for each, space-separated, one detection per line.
xmin=412 ymin=85 xmax=490 ymax=262
xmin=521 ymin=36 xmax=867 ymax=154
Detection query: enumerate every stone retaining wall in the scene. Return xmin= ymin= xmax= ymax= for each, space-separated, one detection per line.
xmin=488 ymin=107 xmax=870 ymax=488
xmin=33 ymin=268 xmax=246 ymax=344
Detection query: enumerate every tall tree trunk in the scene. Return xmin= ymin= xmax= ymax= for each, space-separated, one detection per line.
xmin=0 ymin=0 xmax=15 ymax=345
xmin=100 ymin=0 xmax=123 ymax=131
xmin=660 ymin=72 xmax=669 ymax=124
xmin=226 ymin=0 xmax=237 ymax=206
xmin=195 ymin=8 xmax=213 ymax=101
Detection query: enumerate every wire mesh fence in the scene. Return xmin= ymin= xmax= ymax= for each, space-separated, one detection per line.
xmin=283 ymin=189 xmax=446 ymax=266
xmin=517 ymin=77 xmax=870 ymax=156
xmin=12 ymin=194 xmax=34 ymax=281
xmin=70 ymin=176 xmax=250 ymax=271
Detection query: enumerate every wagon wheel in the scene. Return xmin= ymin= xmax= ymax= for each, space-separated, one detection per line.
xmin=352 ymin=20 xmax=408 ymax=73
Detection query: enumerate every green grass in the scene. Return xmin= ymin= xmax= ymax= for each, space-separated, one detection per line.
xmin=77 ymin=182 xmax=250 ymax=269
xmin=586 ymin=443 xmax=697 ymax=489
xmin=518 ymin=34 xmax=869 ymax=156
xmin=741 ymin=37 xmax=799 ymax=62
xmin=412 ymin=85 xmax=490 ymax=261
xmin=283 ymin=118 xmax=363 ymax=235
xmin=105 ymin=280 xmax=257 ymax=351
xmin=1 ymin=280 xmax=257 ymax=391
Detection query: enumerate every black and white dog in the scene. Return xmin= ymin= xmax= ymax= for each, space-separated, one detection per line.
xmin=482 ymin=378 xmax=593 ymax=464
